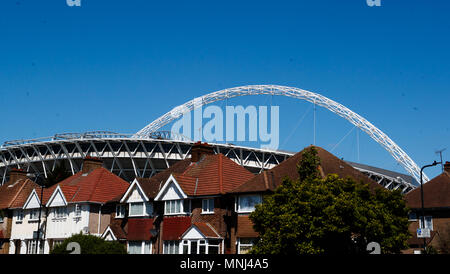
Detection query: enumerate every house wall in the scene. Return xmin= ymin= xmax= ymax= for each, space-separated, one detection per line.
xmin=9 ymin=208 xmax=47 ymax=254
xmin=404 ymin=210 xmax=450 ymax=254
xmin=46 ymin=204 xmax=90 ymax=239
xmin=88 ymin=204 xmax=112 ymax=236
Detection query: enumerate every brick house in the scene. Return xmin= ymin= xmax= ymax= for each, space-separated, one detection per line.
xmin=404 ymin=162 xmax=450 ymax=254
xmin=103 ymin=142 xmax=255 ymax=254
xmin=227 ymin=145 xmax=382 ymax=254
xmin=8 ymin=157 xmax=129 ymax=254
xmin=0 ymin=169 xmax=38 ymax=254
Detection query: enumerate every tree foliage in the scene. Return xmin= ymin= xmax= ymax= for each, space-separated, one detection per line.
xmin=50 ymin=233 xmax=127 ymax=254
xmin=249 ymin=147 xmax=410 ymax=254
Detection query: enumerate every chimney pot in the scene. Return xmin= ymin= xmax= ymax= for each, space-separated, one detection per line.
xmin=191 ymin=142 xmax=214 ymax=162
xmin=81 ymin=156 xmax=103 ymax=173
xmin=8 ymin=168 xmax=29 ymax=184
xmin=444 ymin=161 xmax=450 ymax=173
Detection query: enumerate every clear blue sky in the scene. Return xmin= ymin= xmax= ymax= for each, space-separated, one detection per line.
xmin=0 ymin=0 xmax=449 ymax=179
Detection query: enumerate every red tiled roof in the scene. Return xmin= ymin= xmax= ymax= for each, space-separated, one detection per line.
xmin=0 ymin=179 xmax=39 ymax=209
xmin=236 ymin=215 xmax=259 ymax=238
xmin=192 ymin=222 xmax=221 ymax=238
xmin=9 ymin=167 xmax=130 ymax=208
xmin=106 ymin=219 xmax=127 ymax=240
xmin=127 ymin=218 xmax=154 ymax=241
xmin=173 ymin=154 xmax=255 ymax=196
xmin=405 ymin=171 xmax=450 ymax=209
xmin=107 ymin=159 xmax=193 ymax=203
xmin=162 ymin=216 xmax=192 ymax=241
xmin=229 ymin=146 xmax=382 ymax=194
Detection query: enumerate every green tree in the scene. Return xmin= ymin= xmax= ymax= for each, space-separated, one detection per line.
xmin=249 ymin=147 xmax=410 ymax=254
xmin=50 ymin=233 xmax=127 ymax=254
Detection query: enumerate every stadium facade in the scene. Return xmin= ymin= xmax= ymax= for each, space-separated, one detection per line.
xmin=0 ymin=131 xmax=417 ymax=193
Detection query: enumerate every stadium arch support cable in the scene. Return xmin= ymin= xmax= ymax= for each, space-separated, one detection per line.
xmin=135 ymin=84 xmax=428 ymax=183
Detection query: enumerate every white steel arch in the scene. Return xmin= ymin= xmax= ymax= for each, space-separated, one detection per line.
xmin=135 ymin=85 xmax=428 ymax=183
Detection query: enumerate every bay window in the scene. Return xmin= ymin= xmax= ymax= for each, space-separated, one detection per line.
xmin=128 ymin=241 xmax=151 ymax=254
xmin=163 ymin=240 xmax=180 ymax=254
xmin=180 ymin=239 xmax=222 ymax=254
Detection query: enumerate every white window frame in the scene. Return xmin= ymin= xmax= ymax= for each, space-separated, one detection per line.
xmin=53 ymin=207 xmax=67 ymax=220
xmin=202 ymin=198 xmax=214 ymax=214
xmin=164 ymin=199 xmax=190 ymax=216
xmin=115 ymin=204 xmax=126 ymax=218
xmin=419 ymin=216 xmax=433 ymax=230
xmin=408 ymin=211 xmax=417 ymax=221
xmin=128 ymin=202 xmax=153 ymax=217
xmin=236 ymin=195 xmax=262 ymax=213
xmin=163 ymin=240 xmax=180 ymax=254
xmin=29 ymin=209 xmax=40 ymax=221
xmin=237 ymin=238 xmax=257 ymax=254
xmin=16 ymin=210 xmax=24 ymax=223
xmin=128 ymin=241 xmax=152 ymax=254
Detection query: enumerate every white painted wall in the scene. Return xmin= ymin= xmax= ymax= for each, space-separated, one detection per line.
xmin=45 ymin=204 xmax=90 ymax=239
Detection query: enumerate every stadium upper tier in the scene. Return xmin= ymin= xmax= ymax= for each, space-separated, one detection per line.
xmin=0 ymin=131 xmax=417 ymax=193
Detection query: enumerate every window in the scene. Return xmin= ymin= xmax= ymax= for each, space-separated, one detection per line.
xmin=237 ymin=195 xmax=262 ymax=213
xmin=180 ymin=239 xmax=222 ymax=254
xmin=74 ymin=204 xmax=82 ymax=218
xmin=408 ymin=211 xmax=417 ymax=221
xmin=27 ymin=240 xmax=44 ymax=254
xmin=53 ymin=207 xmax=67 ymax=219
xmin=129 ymin=202 xmax=144 ymax=216
xmin=419 ymin=216 xmax=433 ymax=230
xmin=165 ymin=200 xmax=190 ymax=215
xmin=202 ymin=198 xmax=214 ymax=214
xmin=17 ymin=210 xmax=24 ymax=222
xmin=115 ymin=204 xmax=126 ymax=218
xmin=29 ymin=209 xmax=40 ymax=221
xmin=208 ymin=240 xmax=220 ymax=254
xmin=0 ymin=215 xmax=3 ymax=223
xmin=129 ymin=202 xmax=153 ymax=217
xmin=163 ymin=241 xmax=180 ymax=254
xmin=237 ymin=238 xmax=257 ymax=254
xmin=128 ymin=241 xmax=151 ymax=254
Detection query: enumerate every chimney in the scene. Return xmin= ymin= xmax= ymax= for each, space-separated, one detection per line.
xmin=8 ymin=168 xmax=29 ymax=184
xmin=444 ymin=161 xmax=450 ymax=174
xmin=81 ymin=156 xmax=103 ymax=173
xmin=191 ymin=142 xmax=214 ymax=162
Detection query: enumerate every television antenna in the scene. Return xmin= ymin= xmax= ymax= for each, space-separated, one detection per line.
xmin=435 ymin=148 xmax=446 ymax=173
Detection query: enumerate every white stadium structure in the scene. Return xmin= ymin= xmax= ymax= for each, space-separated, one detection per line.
xmin=0 ymin=85 xmax=423 ymax=193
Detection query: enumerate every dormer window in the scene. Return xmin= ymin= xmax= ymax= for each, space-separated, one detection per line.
xmin=164 ymin=199 xmax=190 ymax=215
xmin=129 ymin=202 xmax=153 ymax=217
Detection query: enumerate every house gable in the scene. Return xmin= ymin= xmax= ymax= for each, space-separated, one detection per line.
xmin=181 ymin=226 xmax=205 ymax=240
xmin=154 ymin=175 xmax=187 ymax=201
xmin=120 ymin=179 xmax=149 ymax=203
xmin=23 ymin=189 xmax=41 ymax=209
xmin=46 ymin=186 xmax=68 ymax=207
xmin=101 ymin=226 xmax=117 ymax=241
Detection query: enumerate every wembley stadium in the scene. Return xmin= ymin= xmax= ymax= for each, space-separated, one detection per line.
xmin=0 ymin=85 xmax=422 ymax=194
